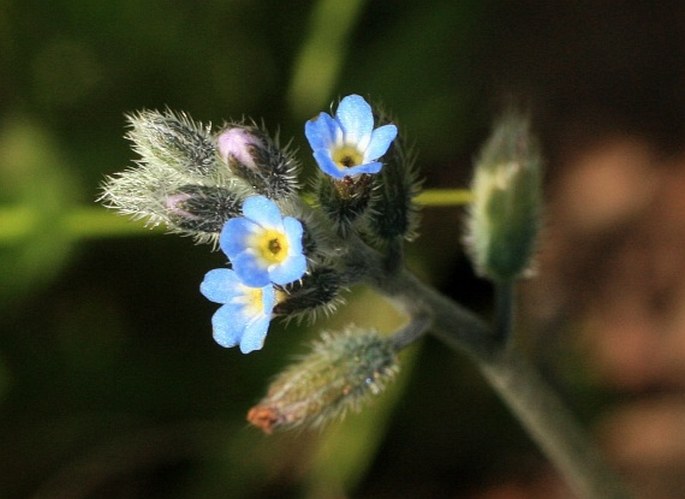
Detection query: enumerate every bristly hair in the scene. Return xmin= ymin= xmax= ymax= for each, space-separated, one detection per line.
xmin=216 ymin=119 xmax=301 ymax=201
xmin=365 ymin=109 xmax=423 ymax=247
xmin=247 ymin=328 xmax=400 ymax=433
xmin=99 ymin=110 xmax=309 ymax=246
xmin=273 ymin=266 xmax=347 ymax=325
xmin=125 ymin=108 xmax=218 ymax=178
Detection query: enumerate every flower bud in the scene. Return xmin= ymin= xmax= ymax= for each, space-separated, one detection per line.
xmin=316 ymin=174 xmax=373 ymax=237
xmin=126 ymin=109 xmax=217 ymax=177
xmin=215 ymin=124 xmax=300 ymax=200
xmin=165 ymin=184 xmax=242 ymax=239
xmin=217 ymin=126 xmax=264 ymax=171
xmin=465 ymin=111 xmax=542 ymax=281
xmin=367 ymin=132 xmax=421 ymax=244
xmin=247 ymin=328 xmax=399 ymax=433
xmin=273 ymin=266 xmax=343 ymax=321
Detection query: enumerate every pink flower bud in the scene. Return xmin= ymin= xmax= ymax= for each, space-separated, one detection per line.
xmin=216 ymin=127 xmax=264 ymax=171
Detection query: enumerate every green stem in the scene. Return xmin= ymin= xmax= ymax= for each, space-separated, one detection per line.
xmin=0 ymin=189 xmax=471 ymax=244
xmin=0 ymin=206 xmax=159 ymax=244
xmin=349 ymin=239 xmax=631 ymax=498
xmin=478 ymin=348 xmax=630 ymax=499
xmin=388 ymin=310 xmax=431 ymax=351
xmin=414 ymin=188 xmax=473 ymax=206
xmin=395 ymin=272 xmax=630 ymax=498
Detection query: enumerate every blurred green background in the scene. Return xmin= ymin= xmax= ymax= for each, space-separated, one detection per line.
xmin=3 ymin=1 xmax=685 ymax=497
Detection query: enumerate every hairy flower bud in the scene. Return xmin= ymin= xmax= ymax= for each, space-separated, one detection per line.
xmin=126 ymin=109 xmax=217 ymax=177
xmin=216 ymin=124 xmax=300 ymax=200
xmin=316 ymin=174 xmax=374 ymax=236
xmin=165 ymin=184 xmax=242 ymax=238
xmin=247 ymin=328 xmax=399 ymax=433
xmin=465 ymin=111 xmax=542 ymax=281
xmin=273 ymin=266 xmax=343 ymax=321
xmin=367 ymin=131 xmax=421 ymax=244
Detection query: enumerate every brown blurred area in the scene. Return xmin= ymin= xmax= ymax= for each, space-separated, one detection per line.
xmin=487 ymin=3 xmax=685 ymax=497
xmin=521 ymin=136 xmax=685 ymax=498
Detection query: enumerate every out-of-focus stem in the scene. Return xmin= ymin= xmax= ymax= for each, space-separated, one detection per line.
xmin=0 ymin=206 xmax=156 ymax=244
xmin=0 ymin=189 xmax=469 ymax=244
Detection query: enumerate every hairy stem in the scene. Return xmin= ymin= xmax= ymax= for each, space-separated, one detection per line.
xmin=350 ymin=240 xmax=631 ymax=498
xmin=397 ymin=271 xmax=630 ymax=498
xmin=410 ymin=276 xmax=628 ymax=497
xmin=478 ymin=348 xmax=630 ymax=499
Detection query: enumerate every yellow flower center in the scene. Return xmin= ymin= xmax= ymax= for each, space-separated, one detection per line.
xmin=254 ymin=229 xmax=289 ymax=265
xmin=244 ymin=286 xmax=265 ymax=315
xmin=332 ymin=145 xmax=363 ymax=170
xmin=274 ymin=288 xmax=288 ymax=304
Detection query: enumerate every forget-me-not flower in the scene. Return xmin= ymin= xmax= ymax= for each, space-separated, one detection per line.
xmin=305 ymin=94 xmax=398 ymax=179
xmin=220 ymin=195 xmax=306 ymax=288
xmin=200 ymin=268 xmax=275 ymax=353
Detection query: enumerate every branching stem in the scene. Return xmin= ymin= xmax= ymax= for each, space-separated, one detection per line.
xmin=346 ymin=238 xmax=632 ymax=499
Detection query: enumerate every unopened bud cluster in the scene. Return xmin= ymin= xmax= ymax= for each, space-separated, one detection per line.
xmin=99 ymin=110 xmax=300 ymax=245
xmin=247 ymin=328 xmax=400 ymax=433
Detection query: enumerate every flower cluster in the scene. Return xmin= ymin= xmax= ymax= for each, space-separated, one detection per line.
xmin=98 ymin=111 xmax=301 ymax=246
xmin=196 ymin=95 xmax=402 ymax=353
xmin=99 ymin=94 xmax=412 ymax=355
xmin=100 ymin=93 xmax=546 ymax=435
xmin=200 ymin=195 xmax=306 ymax=353
xmin=100 ymin=93 xmax=421 ymax=428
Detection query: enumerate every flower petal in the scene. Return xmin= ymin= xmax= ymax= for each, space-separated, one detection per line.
xmin=305 ymin=112 xmax=340 ymax=151
xmin=269 ymin=253 xmax=307 ymax=285
xmin=231 ymin=250 xmax=271 ymax=287
xmin=238 ymin=284 xmax=274 ymax=353
xmin=313 ymin=150 xmax=346 ymax=179
xmin=239 ymin=313 xmax=271 ymax=353
xmin=282 ymin=216 xmax=304 ymax=256
xmin=200 ymin=268 xmax=242 ymax=304
xmin=336 ymin=95 xmax=373 ymax=145
xmin=348 ymin=161 xmax=383 ymax=175
xmin=242 ymin=195 xmax=282 ymax=229
xmin=211 ymin=303 xmax=245 ymax=348
xmin=259 ymin=283 xmax=276 ymax=311
xmin=364 ymin=124 xmax=398 ymax=162
xmin=220 ymin=218 xmax=259 ymax=258
xmin=343 ymin=161 xmax=383 ymax=177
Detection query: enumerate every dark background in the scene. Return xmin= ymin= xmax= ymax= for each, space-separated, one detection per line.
xmin=3 ymin=1 xmax=685 ymax=497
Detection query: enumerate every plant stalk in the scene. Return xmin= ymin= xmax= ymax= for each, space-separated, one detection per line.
xmin=359 ymin=251 xmax=631 ymax=498
xmin=414 ymin=276 xmax=630 ymax=498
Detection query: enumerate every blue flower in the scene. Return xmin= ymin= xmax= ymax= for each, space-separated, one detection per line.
xmin=200 ymin=268 xmax=275 ymax=353
xmin=220 ymin=195 xmax=306 ymax=287
xmin=305 ymin=94 xmax=398 ymax=179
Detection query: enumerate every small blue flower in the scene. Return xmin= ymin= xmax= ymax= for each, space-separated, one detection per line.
xmin=305 ymin=94 xmax=398 ymax=179
xmin=200 ymin=268 xmax=275 ymax=353
xmin=220 ymin=195 xmax=306 ymax=287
